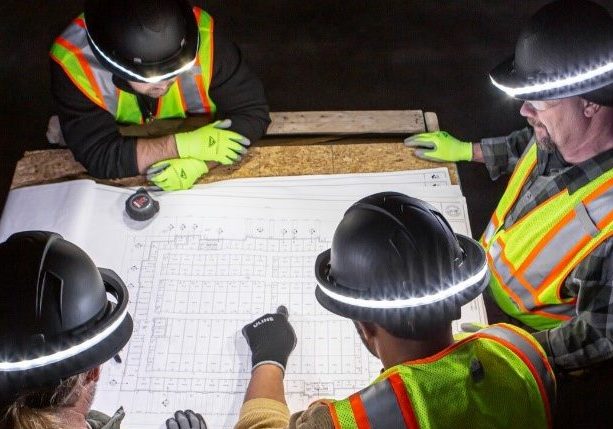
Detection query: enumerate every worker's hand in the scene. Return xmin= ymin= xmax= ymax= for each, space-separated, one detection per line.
xmin=165 ymin=410 xmax=207 ymax=429
xmin=452 ymin=322 xmax=489 ymax=341
xmin=242 ymin=305 xmax=297 ymax=374
xmin=175 ymin=119 xmax=250 ymax=165
xmin=460 ymin=322 xmax=488 ymax=333
xmin=404 ymin=131 xmax=473 ymax=162
xmin=146 ymin=158 xmax=208 ymax=191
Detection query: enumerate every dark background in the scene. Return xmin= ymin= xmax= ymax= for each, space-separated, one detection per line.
xmin=2 ymin=1 xmax=613 ymax=426
xmin=1 ymin=0 xmax=582 ymax=237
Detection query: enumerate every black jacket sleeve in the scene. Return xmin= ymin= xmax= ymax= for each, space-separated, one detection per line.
xmin=50 ymin=60 xmax=139 ymax=179
xmin=50 ymin=30 xmax=270 ymax=179
xmin=209 ymin=32 xmax=271 ymax=142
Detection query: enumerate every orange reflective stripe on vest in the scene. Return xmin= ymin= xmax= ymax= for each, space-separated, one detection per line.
xmin=482 ymin=142 xmax=613 ymax=330
xmin=477 ymin=324 xmax=555 ymax=425
xmin=329 ymin=323 xmax=554 ymax=429
xmin=330 ymin=374 xmax=419 ymax=429
xmin=50 ymin=14 xmax=111 ymax=110
xmin=50 ymin=8 xmax=216 ymax=123
xmin=178 ymin=7 xmax=215 ymax=114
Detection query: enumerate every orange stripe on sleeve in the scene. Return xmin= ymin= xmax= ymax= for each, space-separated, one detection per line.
xmin=388 ymin=373 xmax=420 ymax=428
xmin=349 ymin=394 xmax=371 ymax=429
xmin=327 ymin=403 xmax=343 ymax=429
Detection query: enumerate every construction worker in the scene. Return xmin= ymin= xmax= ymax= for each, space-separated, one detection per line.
xmin=48 ymin=0 xmax=270 ymax=190
xmin=405 ymin=0 xmax=613 ymax=372
xmin=0 ymin=231 xmax=206 ymax=429
xmin=237 ymin=192 xmax=556 ymax=428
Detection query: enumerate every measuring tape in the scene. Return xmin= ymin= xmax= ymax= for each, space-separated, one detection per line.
xmin=125 ymin=188 xmax=160 ymax=221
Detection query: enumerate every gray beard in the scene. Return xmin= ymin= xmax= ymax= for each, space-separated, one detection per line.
xmin=528 ymin=118 xmax=556 ymax=153
xmin=535 ymin=137 xmax=556 ymax=153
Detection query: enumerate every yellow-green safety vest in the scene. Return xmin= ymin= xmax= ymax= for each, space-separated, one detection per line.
xmin=481 ymin=142 xmax=613 ymax=330
xmin=49 ymin=7 xmax=217 ymax=124
xmin=329 ymin=324 xmax=555 ymax=429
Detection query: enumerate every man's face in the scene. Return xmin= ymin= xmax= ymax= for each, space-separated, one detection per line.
xmin=128 ymin=78 xmax=177 ymax=98
xmin=519 ymin=96 xmax=587 ymax=153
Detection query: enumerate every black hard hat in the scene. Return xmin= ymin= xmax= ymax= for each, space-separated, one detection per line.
xmin=84 ymin=0 xmax=199 ymax=83
xmin=314 ymin=193 xmax=488 ymax=324
xmin=0 ymin=231 xmax=132 ymax=398
xmin=490 ymin=0 xmax=613 ymax=105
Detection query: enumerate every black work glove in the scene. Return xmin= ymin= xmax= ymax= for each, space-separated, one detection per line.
xmin=165 ymin=410 xmax=207 ymax=429
xmin=242 ymin=305 xmax=297 ymax=374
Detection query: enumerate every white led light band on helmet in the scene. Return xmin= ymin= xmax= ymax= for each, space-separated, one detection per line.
xmin=87 ymin=32 xmax=198 ymax=83
xmin=490 ymin=60 xmax=613 ymax=97
xmin=0 ymin=307 xmax=128 ymax=372
xmin=317 ymin=263 xmax=489 ymax=309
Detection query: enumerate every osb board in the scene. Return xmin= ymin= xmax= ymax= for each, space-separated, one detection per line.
xmin=11 ymin=137 xmax=458 ymax=189
xmin=267 ymin=110 xmax=427 ymax=134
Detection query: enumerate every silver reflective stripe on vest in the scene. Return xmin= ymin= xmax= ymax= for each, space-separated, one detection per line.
xmin=482 ymin=221 xmax=497 ymax=245
xmin=488 ymin=239 xmax=575 ymax=316
xmin=574 ymin=202 xmax=601 ymax=237
xmin=480 ymin=326 xmax=555 ymax=406
xmin=178 ymin=66 xmax=207 ymax=113
xmin=488 ymin=239 xmax=536 ymax=310
xmin=524 ymin=190 xmax=612 ymax=287
xmin=59 ymin=20 xmax=118 ymax=114
xmin=488 ymin=185 xmax=612 ymax=315
xmin=360 ymin=378 xmax=407 ymax=429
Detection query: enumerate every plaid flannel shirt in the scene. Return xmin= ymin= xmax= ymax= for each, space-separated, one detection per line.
xmin=480 ymin=127 xmax=613 ymax=370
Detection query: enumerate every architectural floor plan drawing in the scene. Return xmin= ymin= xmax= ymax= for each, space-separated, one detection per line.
xmin=93 ymin=217 xmax=386 ymax=428
xmin=0 ymin=172 xmax=488 ymax=428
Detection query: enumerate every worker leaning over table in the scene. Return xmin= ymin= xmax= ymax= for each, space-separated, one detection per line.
xmin=47 ymin=0 xmax=270 ymax=191
xmin=0 ymin=231 xmax=205 ymax=429
xmin=405 ymin=0 xmax=613 ymax=373
xmin=235 ymin=192 xmax=556 ymax=429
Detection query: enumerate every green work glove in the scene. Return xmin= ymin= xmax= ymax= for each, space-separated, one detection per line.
xmin=175 ymin=119 xmax=250 ymax=165
xmin=404 ymin=131 xmax=473 ymax=162
xmin=146 ymin=158 xmax=208 ymax=191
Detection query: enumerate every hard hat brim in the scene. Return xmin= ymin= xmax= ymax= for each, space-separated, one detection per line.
xmin=88 ymin=31 xmax=199 ymax=83
xmin=490 ymin=55 xmax=613 ymax=101
xmin=314 ymin=234 xmax=489 ymax=322
xmin=0 ymin=268 xmax=133 ymax=393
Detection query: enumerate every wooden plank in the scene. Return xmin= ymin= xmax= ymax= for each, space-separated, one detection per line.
xmin=267 ymin=110 xmax=426 ymax=135
xmin=424 ymin=111 xmax=440 ymax=132
xmin=11 ymin=137 xmax=458 ymax=189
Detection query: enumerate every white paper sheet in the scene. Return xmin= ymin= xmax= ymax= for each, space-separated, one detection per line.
xmin=0 ymin=172 xmax=487 ymax=429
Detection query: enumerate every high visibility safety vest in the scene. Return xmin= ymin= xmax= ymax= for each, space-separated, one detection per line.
xmin=481 ymin=142 xmax=613 ymax=330
xmin=329 ymin=324 xmax=555 ymax=429
xmin=49 ymin=7 xmax=216 ymax=124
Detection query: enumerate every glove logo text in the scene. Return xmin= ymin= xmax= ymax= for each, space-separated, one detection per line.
xmin=208 ymin=136 xmax=216 ymax=147
xmin=252 ymin=317 xmax=274 ymax=328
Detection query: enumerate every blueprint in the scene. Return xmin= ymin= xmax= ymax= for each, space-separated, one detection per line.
xmin=0 ymin=171 xmax=487 ymax=429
